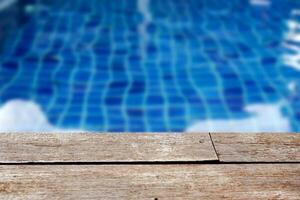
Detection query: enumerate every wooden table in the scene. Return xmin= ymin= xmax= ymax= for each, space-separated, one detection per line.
xmin=0 ymin=133 xmax=299 ymax=199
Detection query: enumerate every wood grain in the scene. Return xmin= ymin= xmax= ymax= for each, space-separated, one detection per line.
xmin=0 ymin=133 xmax=217 ymax=163
xmin=211 ymin=133 xmax=300 ymax=162
xmin=0 ymin=164 xmax=299 ymax=200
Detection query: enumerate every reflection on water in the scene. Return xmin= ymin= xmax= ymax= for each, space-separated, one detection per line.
xmin=1 ymin=99 xmax=290 ymax=132
xmin=0 ymin=100 xmax=56 ymax=132
xmin=138 ymin=0 xmax=152 ymax=36
xmin=138 ymin=0 xmax=152 ymax=56
xmin=187 ymin=102 xmax=290 ymax=132
xmin=283 ymin=11 xmax=300 ymax=71
xmin=0 ymin=100 xmax=82 ymax=132
xmin=0 ymin=0 xmax=16 ymax=11
xmin=250 ymin=0 xmax=270 ymax=7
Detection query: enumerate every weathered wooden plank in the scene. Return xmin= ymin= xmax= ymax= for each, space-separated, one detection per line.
xmin=0 ymin=133 xmax=217 ymax=163
xmin=211 ymin=133 xmax=300 ymax=162
xmin=0 ymin=164 xmax=298 ymax=199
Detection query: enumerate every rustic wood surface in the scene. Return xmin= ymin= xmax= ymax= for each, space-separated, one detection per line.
xmin=0 ymin=164 xmax=299 ymax=200
xmin=210 ymin=133 xmax=300 ymax=162
xmin=0 ymin=133 xmax=217 ymax=163
xmin=1 ymin=133 xmax=299 ymax=199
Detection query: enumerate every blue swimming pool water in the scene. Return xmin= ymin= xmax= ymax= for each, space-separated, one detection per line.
xmin=0 ymin=0 xmax=300 ymax=132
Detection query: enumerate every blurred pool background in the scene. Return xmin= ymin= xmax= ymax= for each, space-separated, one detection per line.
xmin=0 ymin=0 xmax=300 ymax=132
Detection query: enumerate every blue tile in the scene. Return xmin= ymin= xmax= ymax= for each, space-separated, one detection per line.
xmin=1 ymin=0 xmax=300 ymax=132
